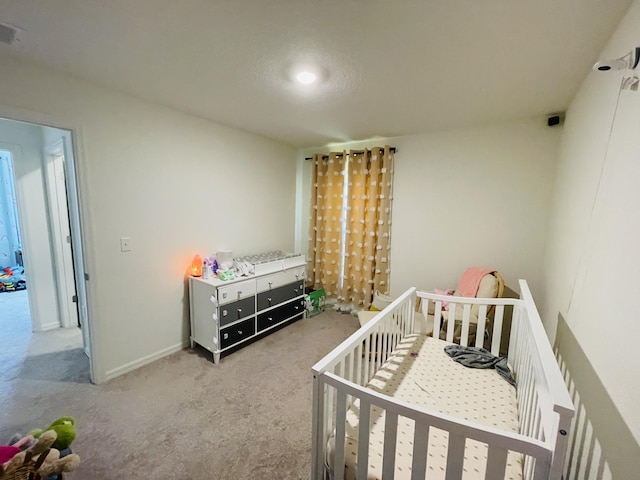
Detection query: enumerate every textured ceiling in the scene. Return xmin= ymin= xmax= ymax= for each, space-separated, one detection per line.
xmin=0 ymin=0 xmax=633 ymax=147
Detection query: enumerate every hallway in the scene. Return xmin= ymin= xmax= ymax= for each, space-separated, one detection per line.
xmin=0 ymin=289 xmax=89 ymax=434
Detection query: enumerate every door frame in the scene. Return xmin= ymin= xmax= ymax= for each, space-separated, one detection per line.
xmin=0 ymin=103 xmax=99 ymax=384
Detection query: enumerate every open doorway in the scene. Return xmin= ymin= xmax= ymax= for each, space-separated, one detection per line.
xmin=0 ymin=116 xmax=93 ymax=385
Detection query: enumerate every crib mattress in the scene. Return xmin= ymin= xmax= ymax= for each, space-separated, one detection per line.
xmin=330 ymin=334 xmax=522 ymax=480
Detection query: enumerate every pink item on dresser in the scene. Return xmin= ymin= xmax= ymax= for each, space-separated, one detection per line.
xmin=456 ymin=267 xmax=495 ymax=298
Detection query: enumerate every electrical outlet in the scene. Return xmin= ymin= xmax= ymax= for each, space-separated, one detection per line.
xmin=120 ymin=237 xmax=132 ymax=252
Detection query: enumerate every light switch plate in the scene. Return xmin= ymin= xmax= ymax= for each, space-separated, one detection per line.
xmin=120 ymin=237 xmax=132 ymax=252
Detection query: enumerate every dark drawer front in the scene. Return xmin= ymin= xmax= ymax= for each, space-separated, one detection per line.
xmin=219 ymin=296 xmax=255 ymax=327
xmin=257 ymin=281 xmax=304 ymax=311
xmin=257 ymin=298 xmax=305 ymax=332
xmin=220 ymin=317 xmax=256 ymax=349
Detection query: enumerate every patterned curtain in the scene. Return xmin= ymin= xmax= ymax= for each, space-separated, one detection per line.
xmin=341 ymin=147 xmax=394 ymax=308
xmin=307 ymin=146 xmax=394 ymax=309
xmin=307 ymin=152 xmax=346 ymax=298
xmin=0 ymin=151 xmax=21 ymax=268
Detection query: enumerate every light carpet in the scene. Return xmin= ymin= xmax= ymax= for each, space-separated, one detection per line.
xmin=0 ymin=300 xmax=358 ymax=480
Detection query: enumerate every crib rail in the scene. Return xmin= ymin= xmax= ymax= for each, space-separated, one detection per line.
xmin=311 ymin=281 xmax=574 ymax=480
xmin=509 ymin=280 xmax=574 ymax=479
xmin=312 ymin=287 xmax=417 ymax=384
xmin=320 ymin=372 xmax=553 ymax=480
xmin=312 ymin=288 xmax=416 ymax=479
xmin=416 ymin=290 xmax=517 ymax=355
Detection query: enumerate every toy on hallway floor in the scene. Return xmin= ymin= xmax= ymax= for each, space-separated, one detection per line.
xmin=29 ymin=417 xmax=76 ymax=451
xmin=3 ymin=434 xmax=35 ymax=453
xmin=0 ymin=430 xmax=80 ymax=480
xmin=0 ymin=446 xmax=20 ymax=466
xmin=0 ymin=266 xmax=26 ymax=293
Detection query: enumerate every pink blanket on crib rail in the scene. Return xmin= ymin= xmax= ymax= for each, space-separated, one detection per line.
xmin=456 ymin=267 xmax=495 ymax=298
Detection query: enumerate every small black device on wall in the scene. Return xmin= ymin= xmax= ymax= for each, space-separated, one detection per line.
xmin=547 ymin=113 xmax=565 ymax=127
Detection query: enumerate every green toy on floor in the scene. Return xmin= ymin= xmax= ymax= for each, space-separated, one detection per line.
xmin=29 ymin=417 xmax=76 ymax=451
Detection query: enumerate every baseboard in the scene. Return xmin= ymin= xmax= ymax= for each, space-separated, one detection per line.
xmin=40 ymin=321 xmax=61 ymax=331
xmin=104 ymin=342 xmax=186 ymax=381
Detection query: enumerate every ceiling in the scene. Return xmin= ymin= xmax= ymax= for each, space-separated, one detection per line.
xmin=0 ymin=0 xmax=633 ymax=147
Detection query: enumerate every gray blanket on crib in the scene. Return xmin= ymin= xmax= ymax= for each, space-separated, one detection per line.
xmin=444 ymin=345 xmax=516 ymax=386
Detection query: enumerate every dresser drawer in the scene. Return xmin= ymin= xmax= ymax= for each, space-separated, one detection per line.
xmin=217 ymin=279 xmax=256 ymax=305
xmin=257 ymin=298 xmax=305 ymax=332
xmin=257 ymin=281 xmax=304 ymax=311
xmin=256 ymin=267 xmax=305 ymax=292
xmin=220 ymin=317 xmax=256 ymax=349
xmin=219 ymin=296 xmax=256 ymax=327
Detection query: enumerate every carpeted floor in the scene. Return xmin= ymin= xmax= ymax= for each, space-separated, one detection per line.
xmin=0 ymin=299 xmax=358 ymax=480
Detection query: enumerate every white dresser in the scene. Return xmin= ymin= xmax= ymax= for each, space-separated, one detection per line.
xmin=188 ymin=253 xmax=306 ymax=364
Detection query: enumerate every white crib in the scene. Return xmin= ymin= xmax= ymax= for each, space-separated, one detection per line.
xmin=311 ymin=280 xmax=574 ymax=480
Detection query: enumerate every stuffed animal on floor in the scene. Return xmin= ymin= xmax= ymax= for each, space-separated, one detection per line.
xmin=29 ymin=416 xmax=76 ymax=451
xmin=0 ymin=430 xmax=80 ymax=479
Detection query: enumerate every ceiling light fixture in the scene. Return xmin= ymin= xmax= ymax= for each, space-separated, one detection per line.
xmin=295 ymin=71 xmax=317 ymax=84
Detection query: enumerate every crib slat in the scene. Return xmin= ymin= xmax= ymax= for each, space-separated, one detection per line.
xmin=372 ymin=330 xmax=378 ymax=377
xmin=327 ymin=368 xmax=336 ymax=439
xmin=382 ymin=318 xmax=388 ymax=363
xmin=524 ymin=365 xmax=536 ymax=438
xmin=434 ymin=301 xmax=442 ymax=336
xmin=356 ymin=400 xmax=371 ymax=480
xmin=409 ymin=296 xmax=415 ymax=333
xmin=323 ymin=383 xmax=331 ymax=446
xmin=507 ymin=308 xmax=521 ymax=362
xmin=363 ymin=335 xmax=370 ymax=383
xmin=375 ymin=328 xmax=382 ymax=372
xmin=421 ymin=301 xmax=430 ymax=336
xmin=446 ymin=304 xmax=457 ymax=343
xmin=314 ymin=378 xmax=326 ymax=477
xmin=485 ymin=444 xmax=508 ymax=480
xmin=528 ymin=382 xmax=539 ymax=441
xmin=491 ymin=305 xmax=504 ymax=355
xmin=411 ymin=422 xmax=430 ymax=480
xmin=345 ymin=352 xmax=353 ymax=407
xmin=445 ymin=432 xmax=465 ymax=479
xmin=476 ymin=305 xmax=488 ymax=348
xmin=382 ymin=412 xmax=399 ymax=478
xmin=524 ymin=455 xmax=534 ymax=480
xmin=461 ymin=304 xmax=471 ymax=347
xmin=521 ymin=357 xmax=534 ymax=436
xmin=334 ymin=390 xmax=348 ymax=480
xmin=355 ymin=342 xmax=363 ymax=386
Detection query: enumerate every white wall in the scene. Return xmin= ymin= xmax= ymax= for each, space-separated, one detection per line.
xmin=542 ymin=0 xmax=640 ymax=443
xmin=0 ymin=119 xmax=60 ymax=331
xmin=0 ymin=51 xmax=296 ymax=383
xmin=298 ymin=118 xmax=561 ymax=299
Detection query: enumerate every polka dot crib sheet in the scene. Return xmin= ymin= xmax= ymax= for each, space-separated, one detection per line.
xmin=329 ymin=334 xmax=523 ymax=480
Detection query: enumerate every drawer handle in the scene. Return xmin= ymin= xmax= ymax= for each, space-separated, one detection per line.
xmin=238 ymin=330 xmax=243 ymax=335
xmin=223 ymin=333 xmax=228 ymax=339
xmin=294 ymin=306 xmax=299 ymax=310
xmin=268 ymin=317 xmax=273 ymax=322
xmin=237 ymin=308 xmax=242 ymax=317
xmin=268 ymin=297 xmax=272 ymax=305
xmin=294 ymin=289 xmax=299 ymax=294
xmin=237 ymin=290 xmax=242 ymax=299
xmin=295 ymin=273 xmax=300 ymax=279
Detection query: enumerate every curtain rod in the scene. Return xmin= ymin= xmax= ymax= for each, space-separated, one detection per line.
xmin=304 ymin=147 xmax=397 ymax=161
